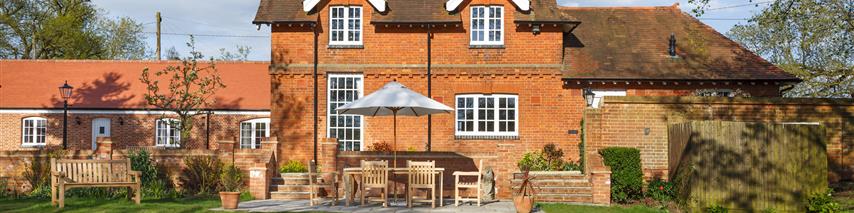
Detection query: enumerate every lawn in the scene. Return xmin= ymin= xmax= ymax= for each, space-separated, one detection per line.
xmin=538 ymin=203 xmax=664 ymax=213
xmin=0 ymin=197 xmax=222 ymax=213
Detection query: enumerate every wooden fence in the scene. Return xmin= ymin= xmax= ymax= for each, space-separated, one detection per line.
xmin=669 ymin=121 xmax=828 ymax=212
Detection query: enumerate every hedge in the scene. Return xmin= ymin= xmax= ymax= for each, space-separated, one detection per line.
xmin=600 ymin=147 xmax=643 ymax=203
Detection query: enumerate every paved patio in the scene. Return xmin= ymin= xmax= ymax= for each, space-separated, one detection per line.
xmin=211 ymin=199 xmax=523 ymax=213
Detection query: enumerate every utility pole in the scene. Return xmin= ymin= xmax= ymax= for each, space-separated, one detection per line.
xmin=156 ymin=12 xmax=162 ymax=60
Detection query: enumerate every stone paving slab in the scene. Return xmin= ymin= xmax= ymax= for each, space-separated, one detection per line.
xmin=211 ymin=199 xmax=521 ymax=213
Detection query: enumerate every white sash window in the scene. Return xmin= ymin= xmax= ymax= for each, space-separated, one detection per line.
xmin=240 ymin=118 xmax=271 ymax=149
xmin=155 ymin=118 xmax=180 ymax=147
xmin=455 ymin=94 xmax=518 ymax=137
xmin=330 ymin=6 xmax=362 ymax=45
xmin=470 ymin=5 xmax=504 ymax=45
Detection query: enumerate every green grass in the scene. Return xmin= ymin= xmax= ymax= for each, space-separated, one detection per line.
xmin=538 ymin=203 xmax=664 ymax=213
xmin=0 ymin=197 xmax=222 ymax=213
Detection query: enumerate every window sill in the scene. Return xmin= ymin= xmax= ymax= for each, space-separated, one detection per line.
xmin=328 ymin=45 xmax=364 ymax=49
xmin=20 ymin=144 xmax=46 ymax=148
xmin=469 ymin=45 xmax=505 ymax=49
xmin=455 ymin=135 xmax=519 ymax=140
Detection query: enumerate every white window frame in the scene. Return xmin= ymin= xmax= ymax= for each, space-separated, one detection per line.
xmin=470 ymin=5 xmax=504 ymax=46
xmin=329 ymin=6 xmax=363 ymax=46
xmin=455 ymin=94 xmax=518 ymax=137
xmin=240 ymin=118 xmax=271 ymax=149
xmin=591 ymin=89 xmax=627 ymax=108
xmin=327 ymin=73 xmax=365 ymax=151
xmin=21 ymin=117 xmax=47 ymax=147
xmin=155 ymin=118 xmax=180 ymax=148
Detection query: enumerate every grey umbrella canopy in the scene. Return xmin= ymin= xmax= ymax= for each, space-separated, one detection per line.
xmin=336 ymin=81 xmax=453 ymax=116
xmin=336 ymin=81 xmax=453 ymax=168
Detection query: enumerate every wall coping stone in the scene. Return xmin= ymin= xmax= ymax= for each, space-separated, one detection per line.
xmin=604 ymin=96 xmax=854 ymax=106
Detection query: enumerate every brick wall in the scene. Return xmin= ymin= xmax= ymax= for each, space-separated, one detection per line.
xmin=0 ymin=112 xmax=269 ymax=151
xmin=270 ymin=0 xmax=564 ymax=66
xmin=584 ymin=96 xmax=854 ymax=181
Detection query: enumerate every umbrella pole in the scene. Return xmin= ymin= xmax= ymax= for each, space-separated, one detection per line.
xmin=392 ymin=109 xmax=399 ymax=204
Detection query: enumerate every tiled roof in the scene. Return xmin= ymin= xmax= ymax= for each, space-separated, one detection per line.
xmin=561 ymin=5 xmax=800 ymax=82
xmin=0 ymin=60 xmax=271 ymax=110
xmin=515 ymin=0 xmax=577 ymax=23
xmin=253 ymin=0 xmax=317 ymax=24
xmin=371 ymin=0 xmax=461 ymax=24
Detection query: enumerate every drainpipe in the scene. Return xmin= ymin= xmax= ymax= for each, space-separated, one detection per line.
xmin=427 ymin=24 xmax=433 ymax=152
xmin=205 ymin=109 xmax=211 ymax=149
xmin=313 ymin=22 xmax=320 ymax=163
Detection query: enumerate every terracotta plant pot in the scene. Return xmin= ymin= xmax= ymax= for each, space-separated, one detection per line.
xmin=512 ymin=195 xmax=535 ymax=213
xmin=219 ymin=191 xmax=240 ymax=209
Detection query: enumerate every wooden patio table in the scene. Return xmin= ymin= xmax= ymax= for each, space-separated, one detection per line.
xmin=342 ymin=167 xmax=444 ymax=207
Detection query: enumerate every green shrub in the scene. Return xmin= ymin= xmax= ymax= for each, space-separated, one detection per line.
xmin=542 ymin=143 xmax=565 ymax=171
xmin=645 ymin=178 xmax=675 ymax=203
xmin=806 ymin=188 xmax=841 ymax=213
xmin=23 ymin=157 xmax=50 ymax=197
xmin=179 ymin=156 xmax=222 ymax=195
xmin=240 ymin=191 xmax=254 ymax=201
xmin=128 ymin=150 xmax=177 ymax=199
xmin=563 ymin=161 xmax=582 ymax=171
xmin=706 ymin=204 xmax=729 ymax=213
xmin=27 ymin=184 xmax=51 ymax=199
xmin=600 ymin=147 xmax=643 ymax=203
xmin=279 ymin=160 xmax=308 ymax=173
xmin=221 ymin=164 xmax=243 ymax=192
xmin=517 ymin=152 xmax=548 ymax=171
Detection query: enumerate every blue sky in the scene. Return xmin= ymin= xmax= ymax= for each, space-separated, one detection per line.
xmin=91 ymin=0 xmax=767 ymax=61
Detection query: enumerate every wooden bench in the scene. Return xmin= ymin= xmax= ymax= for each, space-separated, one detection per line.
xmin=50 ymin=159 xmax=141 ymax=208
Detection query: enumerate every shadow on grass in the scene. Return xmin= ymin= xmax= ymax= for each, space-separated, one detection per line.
xmin=0 ymin=197 xmax=221 ymax=213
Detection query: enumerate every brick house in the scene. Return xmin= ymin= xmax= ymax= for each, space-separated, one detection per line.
xmin=253 ymin=0 xmax=800 ymax=200
xmin=0 ymin=60 xmax=271 ymax=151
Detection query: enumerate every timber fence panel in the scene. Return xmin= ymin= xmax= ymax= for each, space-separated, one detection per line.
xmin=670 ymin=121 xmax=828 ymax=212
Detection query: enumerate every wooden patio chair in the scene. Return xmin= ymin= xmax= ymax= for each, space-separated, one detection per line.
xmin=453 ymin=159 xmax=483 ymax=206
xmin=360 ymin=160 xmax=389 ymax=207
xmin=406 ymin=160 xmax=437 ymax=208
xmin=308 ymin=161 xmax=339 ymax=206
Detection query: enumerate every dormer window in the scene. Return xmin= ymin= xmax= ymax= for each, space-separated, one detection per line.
xmin=329 ymin=6 xmax=362 ymax=46
xmin=470 ymin=6 xmax=504 ymax=46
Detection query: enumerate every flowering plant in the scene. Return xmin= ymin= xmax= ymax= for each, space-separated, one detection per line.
xmin=645 ymin=178 xmax=675 ymax=202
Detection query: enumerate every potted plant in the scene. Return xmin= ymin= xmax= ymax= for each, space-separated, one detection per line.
xmin=219 ymin=164 xmax=243 ymax=209
xmin=513 ymin=161 xmax=536 ymax=213
xmin=279 ymin=160 xmax=308 ymax=177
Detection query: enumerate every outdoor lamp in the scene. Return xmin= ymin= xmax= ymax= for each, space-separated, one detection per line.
xmin=59 ymin=81 xmax=73 ymax=149
xmin=59 ymin=81 xmax=73 ymax=99
xmin=583 ymin=88 xmax=595 ymax=107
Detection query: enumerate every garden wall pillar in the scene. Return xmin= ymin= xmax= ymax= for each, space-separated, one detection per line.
xmin=588 ymin=153 xmax=612 ymax=205
xmin=248 ymin=167 xmax=269 ymax=199
xmin=319 ymin=138 xmax=338 ymax=173
xmin=261 ymin=137 xmax=279 ymax=161
xmin=94 ymin=137 xmax=113 ymax=160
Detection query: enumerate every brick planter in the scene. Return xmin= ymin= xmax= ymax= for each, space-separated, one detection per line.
xmin=510 ymin=171 xmax=593 ymax=203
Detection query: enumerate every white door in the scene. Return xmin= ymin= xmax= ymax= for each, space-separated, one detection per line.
xmin=91 ymin=118 xmax=111 ymax=150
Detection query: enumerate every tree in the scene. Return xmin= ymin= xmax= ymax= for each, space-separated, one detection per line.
xmin=140 ymin=36 xmax=226 ymax=147
xmin=0 ymin=0 xmax=147 ymax=59
xmin=165 ymin=46 xmax=180 ymax=60
xmin=98 ymin=16 xmax=148 ymax=60
xmin=217 ymin=45 xmax=252 ymax=61
xmin=725 ymin=0 xmax=853 ymax=97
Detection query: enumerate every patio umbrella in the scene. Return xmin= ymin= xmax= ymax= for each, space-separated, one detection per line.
xmin=336 ymin=81 xmax=453 ymax=168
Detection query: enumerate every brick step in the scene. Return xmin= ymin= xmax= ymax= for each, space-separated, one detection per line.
xmin=523 ymin=171 xmax=585 ymax=179
xmin=270 ymin=191 xmax=310 ymax=200
xmin=270 ymin=184 xmax=310 ymax=192
xmin=533 ymin=193 xmax=594 ymax=203
xmin=512 ymin=186 xmax=592 ymax=194
xmin=511 ymin=179 xmax=591 ymax=187
xmin=271 ymin=177 xmax=310 ymax=185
